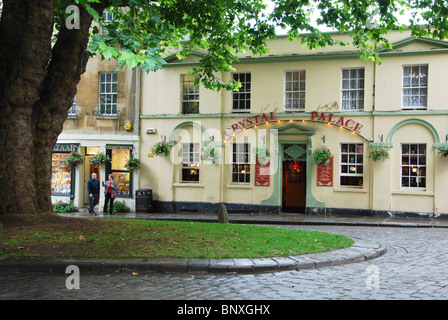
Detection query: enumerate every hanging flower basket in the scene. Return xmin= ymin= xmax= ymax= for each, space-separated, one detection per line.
xmin=65 ymin=151 xmax=85 ymax=166
xmin=253 ymin=146 xmax=270 ymax=166
xmin=124 ymin=156 xmax=141 ymax=171
xmin=312 ymin=145 xmax=333 ymax=166
xmin=367 ymin=146 xmax=390 ymax=162
xmin=200 ymin=145 xmax=220 ymax=164
xmin=152 ymin=141 xmax=170 ymax=156
xmin=437 ymin=146 xmax=448 ymax=158
xmin=89 ymin=152 xmax=111 ymax=165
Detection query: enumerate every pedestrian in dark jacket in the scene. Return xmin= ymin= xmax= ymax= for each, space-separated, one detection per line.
xmin=87 ymin=173 xmax=100 ymax=215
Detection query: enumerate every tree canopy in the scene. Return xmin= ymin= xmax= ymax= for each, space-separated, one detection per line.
xmin=59 ymin=0 xmax=448 ymax=91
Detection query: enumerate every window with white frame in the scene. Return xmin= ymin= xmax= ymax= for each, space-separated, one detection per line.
xmin=232 ymin=143 xmax=251 ymax=184
xmin=99 ymin=72 xmax=118 ymax=116
xmin=232 ymin=73 xmax=251 ymax=111
xmin=341 ymin=68 xmax=364 ymax=110
xmin=285 ymin=70 xmax=306 ymax=111
xmin=402 ymin=65 xmax=428 ymax=109
xmin=401 ymin=144 xmax=426 ymax=189
xmin=182 ymin=74 xmax=199 ymax=114
xmin=101 ymin=9 xmax=114 ymax=35
xmin=181 ymin=143 xmax=200 ymax=182
xmin=68 ymin=95 xmax=77 ymax=116
xmin=340 ymin=143 xmax=363 ymax=186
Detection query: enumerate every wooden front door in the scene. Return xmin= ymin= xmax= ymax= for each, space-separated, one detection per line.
xmin=282 ymin=144 xmax=307 ymax=213
xmin=282 ymin=160 xmax=306 ymax=212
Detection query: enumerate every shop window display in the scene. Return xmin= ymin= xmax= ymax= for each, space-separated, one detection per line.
xmin=51 ymin=153 xmax=72 ymax=195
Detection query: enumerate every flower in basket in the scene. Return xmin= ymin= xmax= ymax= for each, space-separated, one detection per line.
xmin=437 ymin=146 xmax=448 ymax=157
xmin=367 ymin=146 xmax=390 ymax=162
xmin=152 ymin=141 xmax=170 ymax=156
xmin=312 ymin=145 xmax=333 ymax=166
xmin=201 ymin=145 xmax=220 ymax=164
xmin=253 ymin=146 xmax=270 ymax=166
xmin=124 ymin=156 xmax=141 ymax=171
xmin=65 ymin=151 xmax=84 ymax=166
xmin=89 ymin=152 xmax=111 ymax=165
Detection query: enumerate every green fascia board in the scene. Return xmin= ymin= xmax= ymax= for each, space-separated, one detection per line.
xmin=162 ymin=47 xmax=448 ymax=69
xmin=434 ymin=142 xmax=448 ymax=148
xmin=369 ymin=142 xmax=394 ymax=147
xmin=377 ymin=48 xmax=448 ymax=57
xmin=141 ymin=110 xmax=448 ymax=119
xmin=375 ymin=36 xmax=448 ymax=53
xmin=164 ymin=50 xmax=207 ymax=63
xmin=277 ymin=122 xmax=316 ymax=135
xmin=140 ymin=111 xmax=375 ymax=119
xmin=372 ymin=110 xmax=448 ymax=116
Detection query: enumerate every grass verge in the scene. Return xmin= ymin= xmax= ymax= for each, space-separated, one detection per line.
xmin=0 ymin=214 xmax=354 ymax=259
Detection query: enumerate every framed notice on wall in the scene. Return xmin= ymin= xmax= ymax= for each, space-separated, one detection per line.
xmin=255 ymin=161 xmax=270 ymax=186
xmin=317 ymin=156 xmax=333 ymax=187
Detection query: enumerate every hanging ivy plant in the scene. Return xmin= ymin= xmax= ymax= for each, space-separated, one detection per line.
xmin=124 ymin=156 xmax=141 ymax=171
xmin=65 ymin=151 xmax=85 ymax=166
xmin=201 ymin=145 xmax=220 ymax=164
xmin=152 ymin=141 xmax=170 ymax=156
xmin=90 ymin=152 xmax=111 ymax=165
xmin=312 ymin=145 xmax=333 ymax=166
xmin=253 ymin=146 xmax=270 ymax=166
xmin=436 ymin=145 xmax=448 ymax=158
xmin=367 ymin=146 xmax=390 ymax=162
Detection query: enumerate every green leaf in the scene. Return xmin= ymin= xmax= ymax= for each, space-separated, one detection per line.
xmin=85 ymin=3 xmax=100 ymax=22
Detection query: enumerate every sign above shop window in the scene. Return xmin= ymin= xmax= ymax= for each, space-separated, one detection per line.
xmin=53 ymin=143 xmax=79 ymax=153
xmin=106 ymin=145 xmax=133 ymax=150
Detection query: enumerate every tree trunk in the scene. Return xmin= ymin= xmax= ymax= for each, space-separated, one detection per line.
xmin=0 ymin=0 xmax=108 ymax=215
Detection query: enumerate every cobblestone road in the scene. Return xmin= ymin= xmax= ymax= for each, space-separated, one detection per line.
xmin=1 ymin=225 xmax=448 ymax=300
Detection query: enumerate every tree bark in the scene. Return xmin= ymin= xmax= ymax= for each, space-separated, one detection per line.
xmin=0 ymin=0 xmax=108 ymax=215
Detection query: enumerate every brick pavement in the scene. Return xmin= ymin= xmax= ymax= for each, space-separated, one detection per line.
xmin=1 ymin=225 xmax=448 ymax=300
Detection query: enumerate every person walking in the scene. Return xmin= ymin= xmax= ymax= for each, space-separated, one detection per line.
xmin=87 ymin=173 xmax=100 ymax=216
xmin=102 ymin=174 xmax=118 ymax=215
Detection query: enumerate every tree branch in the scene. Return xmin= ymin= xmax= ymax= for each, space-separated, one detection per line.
xmin=33 ymin=2 xmax=110 ymax=135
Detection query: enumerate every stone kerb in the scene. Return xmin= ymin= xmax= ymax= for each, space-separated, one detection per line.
xmin=0 ymin=239 xmax=386 ymax=274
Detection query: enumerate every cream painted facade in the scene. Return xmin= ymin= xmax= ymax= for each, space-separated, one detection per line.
xmin=139 ymin=31 xmax=448 ymax=217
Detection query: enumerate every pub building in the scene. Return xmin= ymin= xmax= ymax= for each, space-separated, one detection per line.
xmin=139 ymin=29 xmax=448 ymax=218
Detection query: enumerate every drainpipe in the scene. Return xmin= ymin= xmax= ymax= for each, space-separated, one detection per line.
xmin=135 ymin=67 xmax=141 ymax=210
xmin=135 ymin=67 xmax=141 ymax=139
xmin=219 ymin=72 xmax=225 ymax=209
xmin=369 ymin=55 xmax=377 ymax=213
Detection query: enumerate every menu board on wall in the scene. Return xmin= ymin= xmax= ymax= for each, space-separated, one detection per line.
xmin=317 ymin=156 xmax=333 ymax=187
xmin=255 ymin=161 xmax=270 ymax=186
